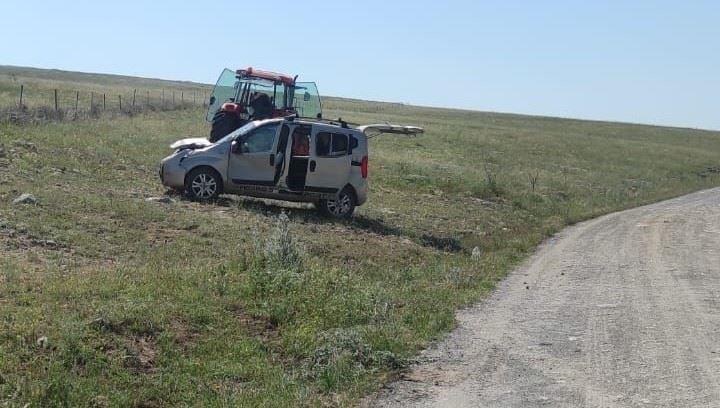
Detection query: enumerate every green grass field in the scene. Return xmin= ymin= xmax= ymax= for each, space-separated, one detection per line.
xmin=1 ymin=67 xmax=719 ymax=407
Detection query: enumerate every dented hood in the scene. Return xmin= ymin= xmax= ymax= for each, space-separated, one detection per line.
xmin=170 ymin=138 xmax=213 ymax=150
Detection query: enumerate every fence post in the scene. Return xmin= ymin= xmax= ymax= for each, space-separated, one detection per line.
xmin=119 ymin=95 xmax=122 ymax=111
xmin=181 ymin=91 xmax=184 ymax=105
xmin=172 ymin=91 xmax=175 ymax=106
xmin=75 ymin=91 xmax=79 ymax=112
xmin=54 ymin=89 xmax=58 ymax=112
xmin=193 ymin=91 xmax=196 ymax=105
xmin=132 ymin=89 xmax=136 ymax=108
xmin=18 ymin=84 xmax=24 ymax=108
xmin=103 ymin=93 xmax=106 ymax=110
xmin=146 ymin=90 xmax=150 ymax=106
xmin=161 ymin=89 xmax=164 ymax=104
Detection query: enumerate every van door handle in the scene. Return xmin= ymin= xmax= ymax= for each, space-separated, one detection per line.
xmin=309 ymin=160 xmax=316 ymax=172
xmin=269 ymin=154 xmax=275 ymax=166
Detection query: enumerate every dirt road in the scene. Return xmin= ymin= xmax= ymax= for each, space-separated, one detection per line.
xmin=369 ymin=188 xmax=720 ymax=407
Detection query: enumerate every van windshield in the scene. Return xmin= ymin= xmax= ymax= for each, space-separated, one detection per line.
xmin=216 ymin=121 xmax=258 ymax=145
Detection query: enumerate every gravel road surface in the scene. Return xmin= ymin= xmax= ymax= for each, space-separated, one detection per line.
xmin=369 ymin=188 xmax=720 ymax=407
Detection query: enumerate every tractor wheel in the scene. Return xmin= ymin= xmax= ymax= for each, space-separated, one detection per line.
xmin=209 ymin=111 xmax=243 ymax=142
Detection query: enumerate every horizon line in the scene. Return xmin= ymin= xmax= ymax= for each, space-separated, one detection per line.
xmin=1 ymin=63 xmax=718 ymax=133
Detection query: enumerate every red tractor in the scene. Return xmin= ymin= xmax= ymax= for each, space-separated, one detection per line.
xmin=206 ymin=67 xmax=322 ymax=142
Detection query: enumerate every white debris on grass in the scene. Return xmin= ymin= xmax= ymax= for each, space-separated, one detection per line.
xmin=13 ymin=193 xmax=38 ymax=205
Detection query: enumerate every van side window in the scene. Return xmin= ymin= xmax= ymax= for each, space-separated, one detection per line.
xmin=316 ymin=132 xmax=331 ymax=156
xmin=331 ymin=133 xmax=348 ymax=155
xmin=315 ymin=132 xmax=349 ymax=157
xmin=349 ymin=136 xmax=359 ymax=153
xmin=242 ymin=123 xmax=279 ymax=153
xmin=291 ymin=125 xmax=311 ymax=156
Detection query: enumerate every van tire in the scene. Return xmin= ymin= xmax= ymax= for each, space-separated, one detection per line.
xmin=209 ymin=111 xmax=243 ymax=142
xmin=185 ymin=167 xmax=223 ymax=201
xmin=318 ymin=187 xmax=356 ymax=219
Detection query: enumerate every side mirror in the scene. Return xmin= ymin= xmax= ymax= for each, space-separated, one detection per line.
xmin=303 ymin=92 xmax=311 ymax=102
xmin=231 ymin=141 xmax=242 ymax=154
xmin=209 ymin=96 xmax=216 ymax=105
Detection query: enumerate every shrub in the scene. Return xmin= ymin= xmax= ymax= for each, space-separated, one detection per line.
xmin=309 ymin=328 xmax=403 ymax=392
xmin=263 ymin=212 xmax=303 ymax=268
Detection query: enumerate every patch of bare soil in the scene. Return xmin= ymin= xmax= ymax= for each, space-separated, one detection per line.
xmin=227 ymin=303 xmax=279 ymax=341
xmin=0 ymin=218 xmax=75 ymax=267
xmin=122 ymin=336 xmax=158 ymax=374
xmin=90 ymin=317 xmax=161 ymax=374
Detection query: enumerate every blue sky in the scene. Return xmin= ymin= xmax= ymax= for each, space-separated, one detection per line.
xmin=2 ymin=0 xmax=719 ymax=129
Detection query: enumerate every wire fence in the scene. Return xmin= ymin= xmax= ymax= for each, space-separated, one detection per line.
xmin=1 ymin=84 xmax=211 ymax=125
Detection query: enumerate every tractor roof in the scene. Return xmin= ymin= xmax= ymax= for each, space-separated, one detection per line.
xmin=236 ymin=67 xmax=296 ymax=86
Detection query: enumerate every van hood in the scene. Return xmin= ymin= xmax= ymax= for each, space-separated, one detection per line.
xmin=170 ymin=138 xmax=213 ymax=150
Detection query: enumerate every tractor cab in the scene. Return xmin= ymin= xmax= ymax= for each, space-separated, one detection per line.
xmin=206 ymin=68 xmax=322 ymax=142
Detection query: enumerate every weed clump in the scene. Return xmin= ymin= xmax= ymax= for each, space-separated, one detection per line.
xmin=245 ymin=213 xmax=304 ymax=312
xmin=263 ymin=212 xmax=303 ymax=268
xmin=309 ymin=328 xmax=404 ymax=392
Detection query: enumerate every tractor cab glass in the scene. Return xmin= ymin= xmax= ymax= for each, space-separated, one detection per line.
xmin=206 ymin=68 xmax=237 ymax=121
xmin=206 ymin=68 xmax=323 ymax=126
xmin=245 ymin=81 xmax=287 ymax=111
xmin=292 ymin=82 xmax=322 ymax=118
xmin=207 ymin=78 xmax=292 ymax=122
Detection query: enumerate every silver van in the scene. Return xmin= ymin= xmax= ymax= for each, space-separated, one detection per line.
xmin=159 ymin=117 xmax=422 ymax=218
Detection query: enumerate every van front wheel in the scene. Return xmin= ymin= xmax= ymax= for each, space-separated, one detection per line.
xmin=318 ymin=188 xmax=355 ymax=219
xmin=185 ymin=167 xmax=222 ymax=201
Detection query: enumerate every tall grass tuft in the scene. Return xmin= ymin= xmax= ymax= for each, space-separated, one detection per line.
xmin=263 ymin=212 xmax=303 ymax=268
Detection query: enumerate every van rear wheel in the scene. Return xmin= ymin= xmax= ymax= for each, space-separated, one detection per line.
xmin=318 ymin=188 xmax=355 ymax=219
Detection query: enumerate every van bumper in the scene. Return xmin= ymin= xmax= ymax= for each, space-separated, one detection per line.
xmin=354 ymin=182 xmax=368 ymax=206
xmin=160 ymin=155 xmax=187 ymax=189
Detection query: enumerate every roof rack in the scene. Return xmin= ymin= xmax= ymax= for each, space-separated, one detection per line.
xmin=282 ymin=116 xmax=424 ymax=137
xmin=284 ymin=115 xmax=357 ymax=129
